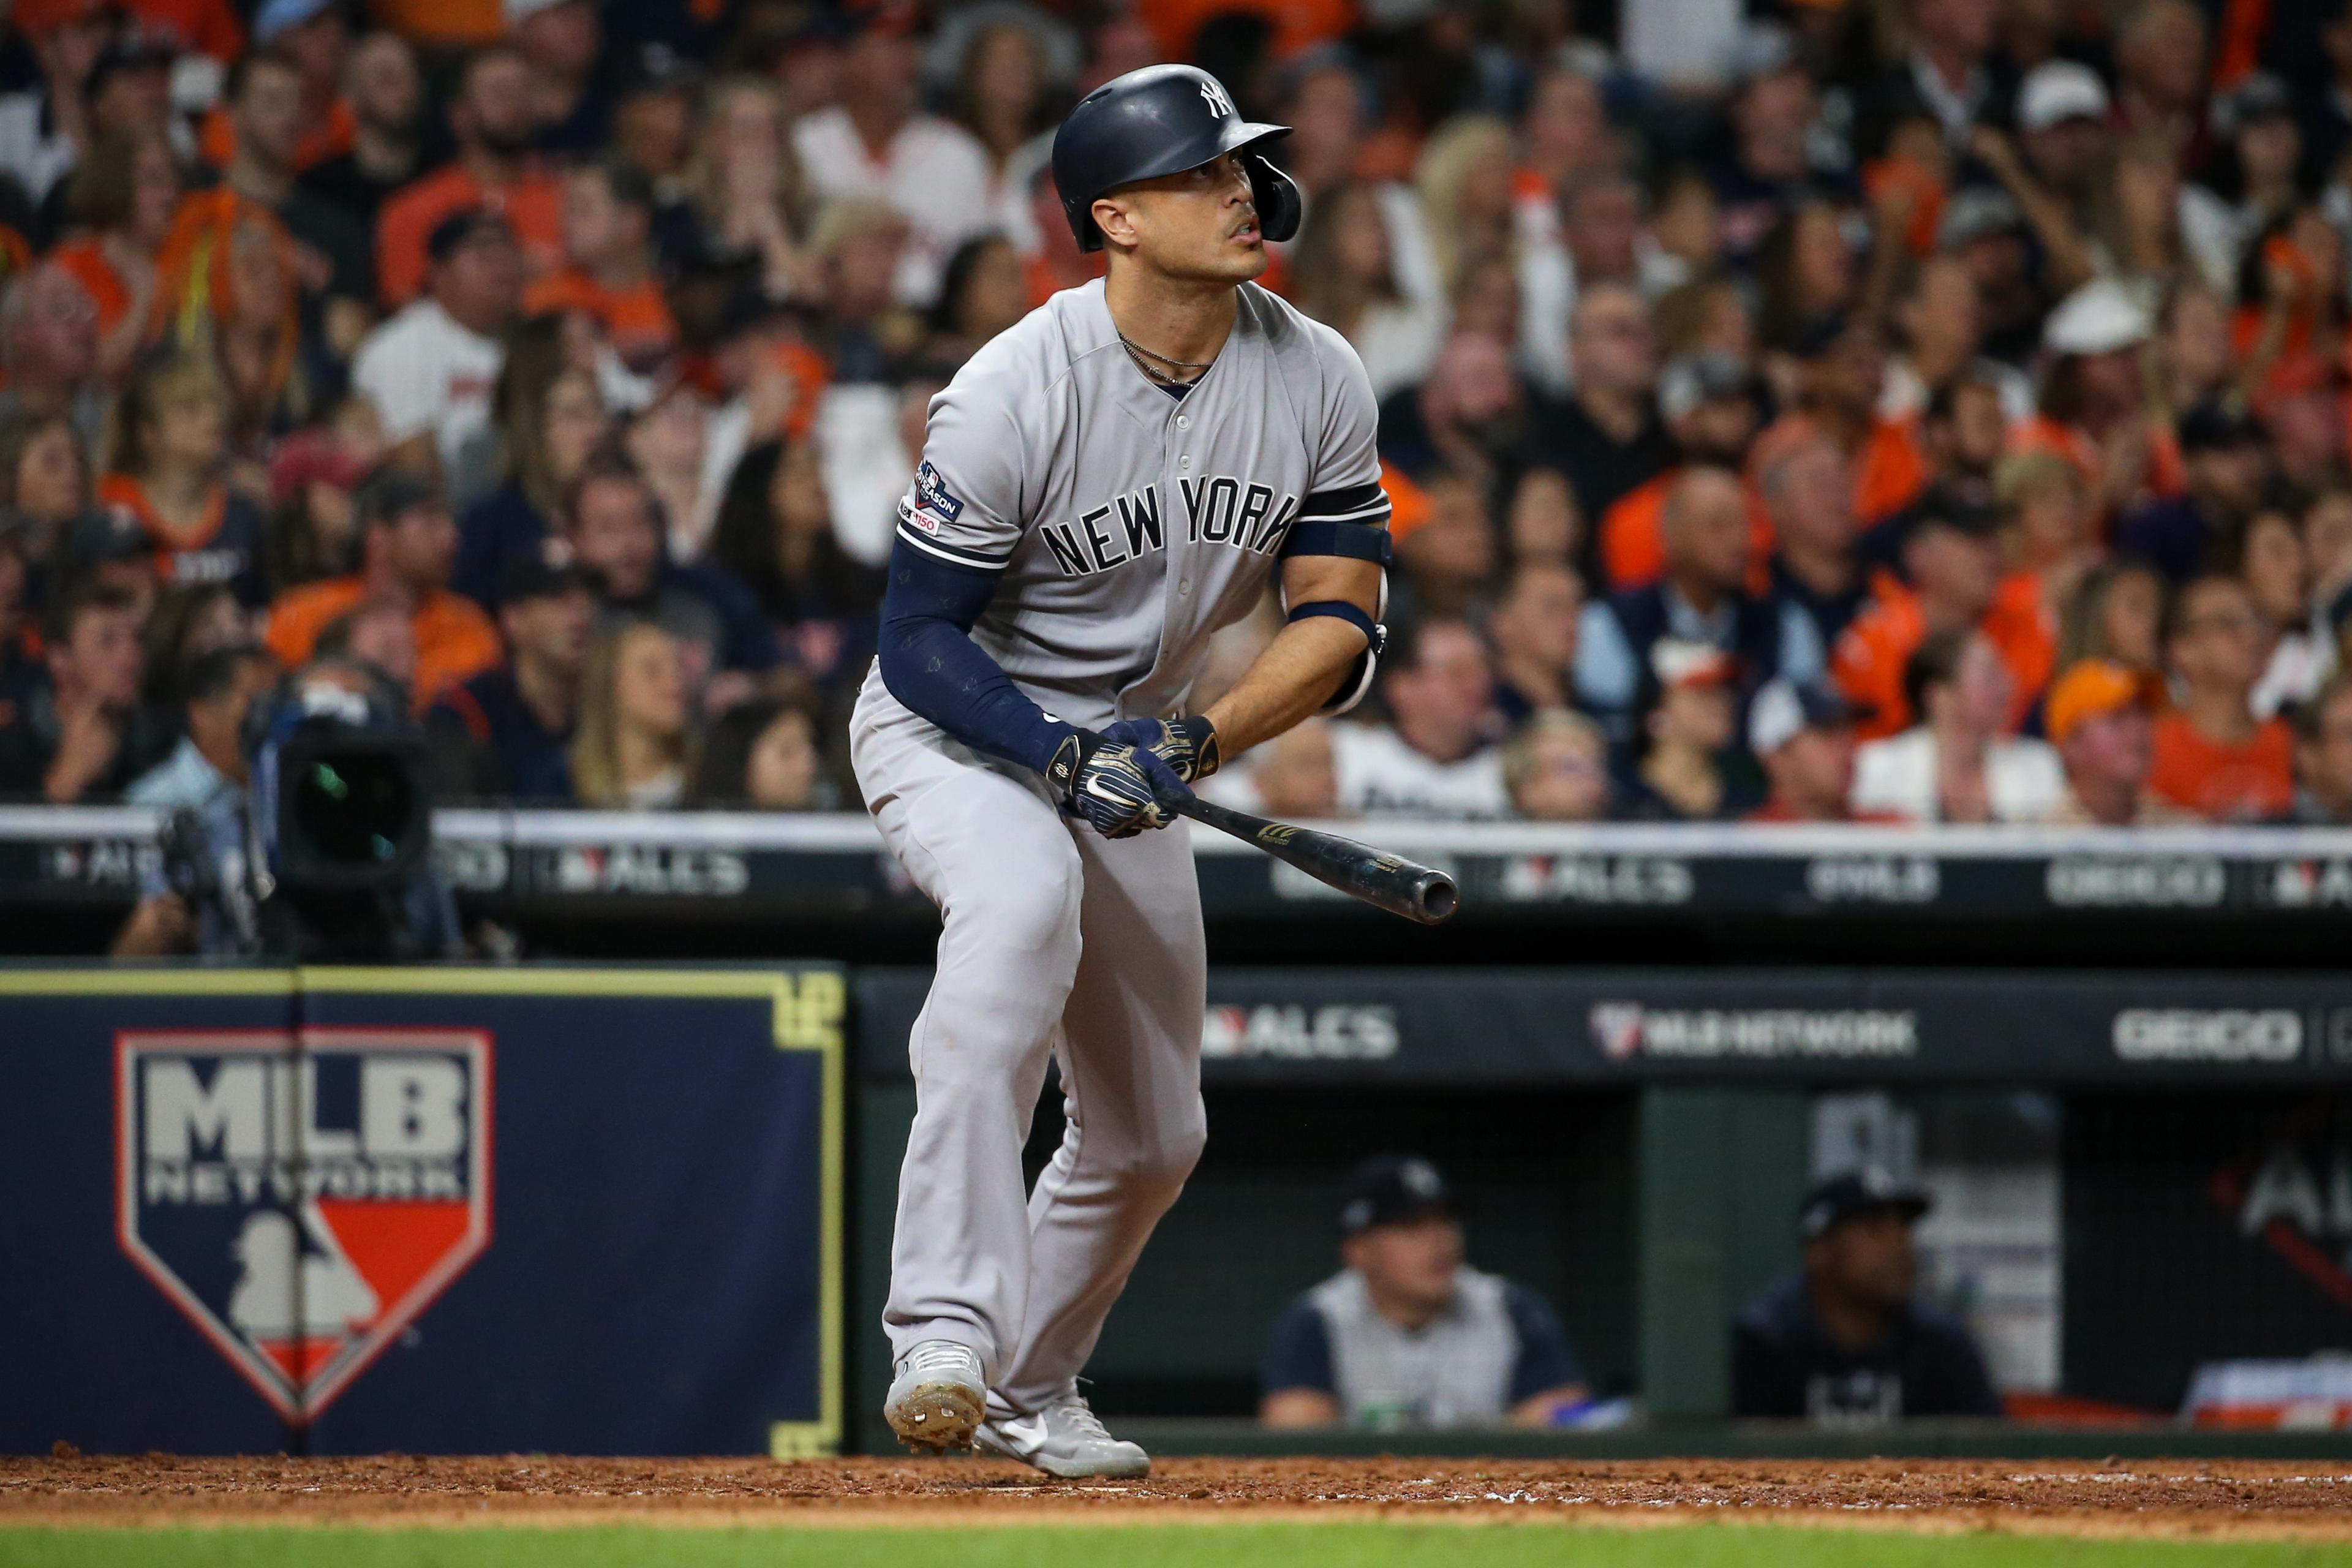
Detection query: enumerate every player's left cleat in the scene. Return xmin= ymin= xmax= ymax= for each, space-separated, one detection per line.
xmin=885 ymin=1340 xmax=988 ymax=1453
xmin=974 ymin=1390 xmax=1150 ymax=1479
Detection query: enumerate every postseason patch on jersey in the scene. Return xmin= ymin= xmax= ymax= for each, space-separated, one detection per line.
xmin=900 ymin=461 xmax=967 ymax=536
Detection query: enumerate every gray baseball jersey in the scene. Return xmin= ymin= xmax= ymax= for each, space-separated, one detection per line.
xmin=853 ymin=277 xmax=1390 ymax=1420
xmin=892 ymin=275 xmax=1393 ymax=731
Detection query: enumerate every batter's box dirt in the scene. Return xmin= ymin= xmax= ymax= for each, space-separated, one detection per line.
xmin=6 ymin=1457 xmax=2352 ymax=1539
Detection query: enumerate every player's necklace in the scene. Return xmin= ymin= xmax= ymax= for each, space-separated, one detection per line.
xmin=1118 ymin=331 xmax=1214 ymax=387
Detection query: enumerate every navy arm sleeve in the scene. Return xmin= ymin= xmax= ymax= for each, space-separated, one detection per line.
xmin=1259 ymin=1298 xmax=1338 ymax=1396
xmin=1502 ymin=1282 xmax=1586 ymax=1402
xmin=875 ymin=539 xmax=1077 ymax=776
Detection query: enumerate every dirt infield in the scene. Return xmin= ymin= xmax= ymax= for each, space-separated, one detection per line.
xmin=6 ymin=1455 xmax=2352 ymax=1539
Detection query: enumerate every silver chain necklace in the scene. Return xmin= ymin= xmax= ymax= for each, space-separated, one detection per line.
xmin=1118 ymin=331 xmax=1214 ymax=386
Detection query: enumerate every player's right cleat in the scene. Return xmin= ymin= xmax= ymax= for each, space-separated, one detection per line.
xmin=974 ymin=1390 xmax=1150 ymax=1479
xmin=884 ymin=1340 xmax=988 ymax=1453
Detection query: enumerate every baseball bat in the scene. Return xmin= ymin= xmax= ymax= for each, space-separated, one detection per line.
xmin=1164 ymin=794 xmax=1458 ymax=925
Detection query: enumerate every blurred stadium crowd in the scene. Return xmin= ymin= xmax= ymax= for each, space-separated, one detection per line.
xmin=1 ymin=0 xmax=2351 ymax=826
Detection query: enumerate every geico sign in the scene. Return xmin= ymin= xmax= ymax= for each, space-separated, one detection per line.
xmin=2046 ymin=857 xmax=2225 ymax=907
xmin=2112 ymin=1009 xmax=2303 ymax=1062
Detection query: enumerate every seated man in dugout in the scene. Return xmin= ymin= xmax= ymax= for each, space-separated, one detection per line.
xmin=1731 ymin=1169 xmax=2002 ymax=1425
xmin=1257 ymin=1155 xmax=1591 ymax=1430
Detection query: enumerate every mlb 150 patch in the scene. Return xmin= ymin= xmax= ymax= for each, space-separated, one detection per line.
xmin=116 ymin=1030 xmax=492 ymax=1421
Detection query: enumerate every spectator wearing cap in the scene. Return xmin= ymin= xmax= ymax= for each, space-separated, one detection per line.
xmin=59 ymin=502 xmax=160 ymax=625
xmin=425 ymin=557 xmax=592 ymax=802
xmin=2288 ymin=672 xmax=2352 ymax=824
xmin=52 ymin=128 xmax=179 ymax=382
xmin=1525 ymin=284 xmax=1673 ymax=532
xmin=1597 ymin=353 xmax=1770 ymax=594
xmin=75 ymin=34 xmax=173 ymax=167
xmin=1619 ymin=639 xmax=1750 ymax=821
xmin=125 ymin=642 xmax=274 ymax=811
xmin=0 ymin=264 xmax=107 ymax=456
xmin=510 ymin=0 xmax=612 ymax=157
xmin=1994 ymin=60 xmax=2109 ymax=292
xmin=1852 ymin=628 xmax=2064 ymax=822
xmin=1731 ymin=1169 xmax=2001 ymax=1424
xmin=1760 ymin=429 xmax=1870 ymax=651
xmin=1937 ymin=186 xmax=2046 ymax=367
xmin=2017 ymin=279 xmax=2183 ymax=516
xmin=2147 ymin=573 xmax=2296 ymax=820
xmin=351 ymin=208 xmax=521 ymax=484
xmin=1503 ymin=709 xmax=1610 ymax=822
xmin=1487 ymin=559 xmax=1583 ymax=728
xmin=0 ymin=581 xmax=173 ymax=802
xmin=1260 ymin=1156 xmax=1589 ymax=1431
xmin=791 ymin=2 xmax=995 ymax=307
xmin=2041 ymin=657 xmax=2181 ymax=825
xmin=1854 ymin=0 xmax=2013 ymax=160
xmin=297 ymin=31 xmax=428 ymax=232
xmin=1746 ymin=677 xmax=1874 ymax=822
xmin=1330 ymin=617 xmax=1509 ymax=819
xmin=560 ymin=454 xmax=779 ymax=702
xmin=374 ymin=45 xmax=565 ymax=309
xmin=523 ymin=159 xmax=678 ymax=375
xmin=198 ymin=0 xmax=353 ymax=177
xmin=265 ymin=470 xmax=502 ymax=710
xmin=1576 ymin=466 xmax=1826 ymax=748
xmin=2184 ymin=74 xmax=2301 ymax=290
xmin=1832 ymin=503 xmax=2014 ymax=739
xmin=2114 ymin=401 xmax=2271 ymax=586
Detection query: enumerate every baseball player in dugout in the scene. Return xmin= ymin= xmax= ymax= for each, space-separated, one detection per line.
xmin=850 ymin=64 xmax=1392 ymax=1478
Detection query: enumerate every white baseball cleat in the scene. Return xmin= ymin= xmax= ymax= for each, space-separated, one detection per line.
xmin=884 ymin=1340 xmax=987 ymax=1453
xmin=974 ymin=1390 xmax=1150 ymax=1479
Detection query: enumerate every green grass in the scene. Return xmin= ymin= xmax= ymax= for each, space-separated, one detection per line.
xmin=1 ymin=1525 xmax=2348 ymax=1568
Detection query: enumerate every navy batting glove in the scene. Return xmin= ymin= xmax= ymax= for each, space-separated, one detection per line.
xmin=1065 ymin=735 xmax=1190 ymax=838
xmin=1101 ymin=715 xmax=1220 ymax=783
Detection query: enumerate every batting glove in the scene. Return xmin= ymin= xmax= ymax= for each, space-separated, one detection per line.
xmin=1050 ymin=729 xmax=1189 ymax=838
xmin=1101 ymin=715 xmax=1221 ymax=783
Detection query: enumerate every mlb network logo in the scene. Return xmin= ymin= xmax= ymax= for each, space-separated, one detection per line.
xmin=115 ymin=1030 xmax=492 ymax=1420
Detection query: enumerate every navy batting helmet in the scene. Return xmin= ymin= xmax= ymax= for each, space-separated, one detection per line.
xmin=1050 ymin=64 xmax=1302 ymax=254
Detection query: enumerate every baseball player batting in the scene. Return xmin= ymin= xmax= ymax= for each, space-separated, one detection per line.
xmin=849 ymin=64 xmax=1392 ymax=1479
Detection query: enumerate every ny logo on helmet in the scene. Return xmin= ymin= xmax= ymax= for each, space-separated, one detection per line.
xmin=1199 ymin=78 xmax=1233 ymax=119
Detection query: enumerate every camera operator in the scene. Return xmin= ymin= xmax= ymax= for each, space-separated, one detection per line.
xmin=114 ymin=654 xmax=459 ymax=960
xmin=111 ymin=645 xmax=278 ymax=957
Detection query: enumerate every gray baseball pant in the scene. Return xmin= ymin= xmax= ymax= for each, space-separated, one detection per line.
xmin=850 ymin=680 xmax=1208 ymax=1416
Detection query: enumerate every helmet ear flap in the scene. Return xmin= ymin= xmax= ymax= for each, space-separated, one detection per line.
xmin=1240 ymin=150 xmax=1302 ymax=244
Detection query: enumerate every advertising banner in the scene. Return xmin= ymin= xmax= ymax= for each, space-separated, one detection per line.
xmin=0 ymin=967 xmax=842 ymax=1457
xmin=859 ymin=968 xmax=2352 ymax=1087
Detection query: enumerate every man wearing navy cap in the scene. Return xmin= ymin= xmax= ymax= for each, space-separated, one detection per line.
xmin=424 ymin=555 xmax=592 ymax=801
xmin=350 ymin=206 xmax=519 ymax=486
xmin=1259 ymin=1156 xmax=1589 ymax=1430
xmin=1731 ymin=1167 xmax=2001 ymax=1423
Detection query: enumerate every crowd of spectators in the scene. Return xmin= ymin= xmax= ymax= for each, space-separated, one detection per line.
xmin=1 ymin=0 xmax=2351 ymax=827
